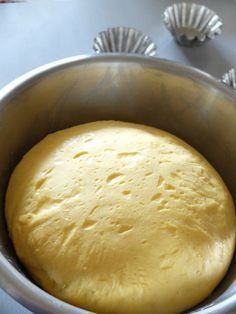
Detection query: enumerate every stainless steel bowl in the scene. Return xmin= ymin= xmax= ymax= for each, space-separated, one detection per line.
xmin=0 ymin=55 xmax=235 ymax=314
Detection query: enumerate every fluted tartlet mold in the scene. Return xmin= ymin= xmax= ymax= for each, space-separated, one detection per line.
xmin=93 ymin=27 xmax=156 ymax=56
xmin=221 ymin=68 xmax=236 ymax=90
xmin=163 ymin=2 xmax=222 ymax=46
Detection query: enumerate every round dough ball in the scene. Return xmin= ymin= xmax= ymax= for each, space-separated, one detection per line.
xmin=5 ymin=121 xmax=236 ymax=314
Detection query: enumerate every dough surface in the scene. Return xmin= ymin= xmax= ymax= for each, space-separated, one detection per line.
xmin=5 ymin=121 xmax=236 ymax=314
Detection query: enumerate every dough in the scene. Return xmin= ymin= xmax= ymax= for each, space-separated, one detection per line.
xmin=5 ymin=121 xmax=236 ymax=314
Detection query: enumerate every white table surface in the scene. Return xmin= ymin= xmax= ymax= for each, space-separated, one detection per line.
xmin=0 ymin=0 xmax=235 ymax=313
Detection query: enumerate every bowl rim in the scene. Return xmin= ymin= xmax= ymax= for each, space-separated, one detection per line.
xmin=0 ymin=53 xmax=235 ymax=314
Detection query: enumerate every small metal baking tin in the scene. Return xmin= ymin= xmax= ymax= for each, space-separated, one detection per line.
xmin=163 ymin=2 xmax=223 ymax=46
xmin=93 ymin=26 xmax=157 ymax=56
xmin=221 ymin=68 xmax=236 ymax=90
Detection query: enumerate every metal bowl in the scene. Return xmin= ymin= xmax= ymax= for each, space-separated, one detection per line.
xmin=0 ymin=54 xmax=235 ymax=314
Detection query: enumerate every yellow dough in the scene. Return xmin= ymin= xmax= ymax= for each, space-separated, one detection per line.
xmin=5 ymin=121 xmax=236 ymax=314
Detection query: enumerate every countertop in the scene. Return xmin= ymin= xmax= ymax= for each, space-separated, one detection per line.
xmin=0 ymin=0 xmax=235 ymax=313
